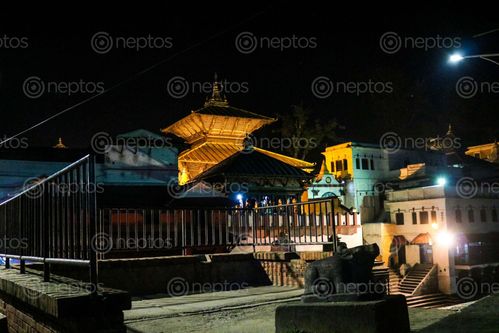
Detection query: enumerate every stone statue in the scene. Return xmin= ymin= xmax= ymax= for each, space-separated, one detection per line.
xmin=302 ymin=243 xmax=382 ymax=302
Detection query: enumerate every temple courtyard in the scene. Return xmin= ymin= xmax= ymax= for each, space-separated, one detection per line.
xmin=124 ymin=286 xmax=499 ymax=333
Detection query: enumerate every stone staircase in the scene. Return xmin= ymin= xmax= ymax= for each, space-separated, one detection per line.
xmin=388 ymin=268 xmax=402 ymax=294
xmin=405 ymin=293 xmax=462 ymax=308
xmin=388 ymin=263 xmax=464 ymax=309
xmin=398 ymin=263 xmax=433 ymax=295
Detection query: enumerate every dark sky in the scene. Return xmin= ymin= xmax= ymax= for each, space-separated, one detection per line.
xmin=0 ymin=3 xmax=498 ymax=160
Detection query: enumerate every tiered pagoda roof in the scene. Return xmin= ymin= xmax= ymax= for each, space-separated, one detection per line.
xmin=161 ymin=77 xmax=314 ymax=184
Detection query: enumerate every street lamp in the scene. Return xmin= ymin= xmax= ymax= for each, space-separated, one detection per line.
xmin=449 ymin=52 xmax=499 ymax=66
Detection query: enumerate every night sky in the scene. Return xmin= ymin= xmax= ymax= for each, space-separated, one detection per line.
xmin=1 ymin=3 xmax=498 ymax=162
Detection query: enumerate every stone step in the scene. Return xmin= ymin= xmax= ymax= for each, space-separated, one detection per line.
xmin=400 ymin=281 xmax=419 ymax=285
xmin=406 ymin=293 xmax=461 ymax=308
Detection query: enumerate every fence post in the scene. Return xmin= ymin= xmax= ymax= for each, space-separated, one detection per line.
xmin=43 ymin=186 xmax=50 ymax=282
xmin=252 ymin=211 xmax=256 ymax=253
xmin=330 ymin=198 xmax=337 ymax=253
xmin=181 ymin=210 xmax=186 ymax=256
xmin=88 ymin=155 xmax=98 ymax=294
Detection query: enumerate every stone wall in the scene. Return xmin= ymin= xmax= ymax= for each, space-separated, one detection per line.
xmin=255 ymin=252 xmax=333 ymax=287
xmin=42 ymin=252 xmax=332 ymax=295
xmin=0 ymin=268 xmax=130 ymax=333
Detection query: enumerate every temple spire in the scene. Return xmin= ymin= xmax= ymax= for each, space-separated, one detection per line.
xmin=204 ymin=73 xmax=228 ymax=107
xmin=53 ymin=137 xmax=68 ymax=149
xmin=446 ymin=124 xmax=453 ymax=136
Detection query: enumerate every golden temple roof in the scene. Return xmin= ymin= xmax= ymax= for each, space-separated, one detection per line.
xmin=161 ymin=78 xmax=275 ymax=145
xmin=165 ymin=76 xmax=313 ymax=184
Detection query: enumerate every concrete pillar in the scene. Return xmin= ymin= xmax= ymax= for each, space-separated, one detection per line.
xmin=433 ymin=241 xmax=456 ymax=294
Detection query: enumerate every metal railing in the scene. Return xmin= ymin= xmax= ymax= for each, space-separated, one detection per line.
xmin=0 ymin=155 xmax=97 ymax=288
xmin=96 ymin=198 xmax=360 ymax=258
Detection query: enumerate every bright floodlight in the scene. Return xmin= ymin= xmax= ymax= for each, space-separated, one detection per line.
xmin=449 ymin=53 xmax=464 ymax=63
xmin=436 ymin=231 xmax=455 ymax=247
xmin=437 ymin=177 xmax=447 ymax=186
xmin=236 ymin=194 xmax=243 ymax=201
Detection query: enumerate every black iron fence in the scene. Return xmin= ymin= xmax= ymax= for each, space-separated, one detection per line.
xmin=96 ymin=199 xmax=360 ymax=258
xmin=0 ymin=155 xmax=97 ymax=288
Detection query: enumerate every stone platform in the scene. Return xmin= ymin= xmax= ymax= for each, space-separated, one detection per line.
xmin=0 ymin=267 xmax=131 ymax=333
xmin=275 ymin=294 xmax=410 ymax=333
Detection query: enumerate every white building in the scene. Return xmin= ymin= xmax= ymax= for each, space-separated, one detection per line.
xmin=365 ymin=160 xmax=499 ymax=294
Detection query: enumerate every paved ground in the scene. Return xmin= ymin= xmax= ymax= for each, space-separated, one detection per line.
xmin=124 ymin=287 xmax=486 ymax=333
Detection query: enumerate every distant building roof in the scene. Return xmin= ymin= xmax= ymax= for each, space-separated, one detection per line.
xmin=117 ymin=129 xmax=168 ymax=140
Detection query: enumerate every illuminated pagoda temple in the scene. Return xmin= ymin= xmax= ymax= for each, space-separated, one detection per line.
xmin=162 ymin=77 xmax=315 ymax=202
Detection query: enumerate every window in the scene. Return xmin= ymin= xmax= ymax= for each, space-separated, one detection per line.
xmin=330 ymin=162 xmax=335 ymax=172
xmin=480 ymin=208 xmax=487 ymax=222
xmin=412 ymin=212 xmax=417 ymax=224
xmin=395 ymin=212 xmax=404 ymax=225
xmin=361 ymin=158 xmax=369 ymax=170
xmin=493 ymin=208 xmax=498 ymax=222
xmin=335 ymin=160 xmax=343 ymax=172
xmin=456 ymin=209 xmax=462 ymax=223
xmin=431 ymin=211 xmax=437 ymax=224
xmin=343 ymin=159 xmax=348 ymax=171
xmin=355 ymin=158 xmax=360 ymax=169
xmin=468 ymin=209 xmax=475 ymax=223
xmin=370 ymin=159 xmax=375 ymax=170
xmin=420 ymin=211 xmax=429 ymax=224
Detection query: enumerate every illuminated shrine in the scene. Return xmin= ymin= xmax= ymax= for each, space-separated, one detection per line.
xmin=162 ymin=78 xmax=315 ymax=201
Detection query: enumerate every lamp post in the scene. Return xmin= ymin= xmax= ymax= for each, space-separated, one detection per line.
xmin=449 ymin=52 xmax=499 ymax=66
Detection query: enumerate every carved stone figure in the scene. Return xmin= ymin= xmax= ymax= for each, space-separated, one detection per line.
xmin=303 ymin=243 xmax=381 ymax=302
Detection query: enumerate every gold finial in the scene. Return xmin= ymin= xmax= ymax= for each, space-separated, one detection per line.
xmin=204 ymin=73 xmax=229 ymax=107
xmin=447 ymin=124 xmax=453 ymax=135
xmin=53 ymin=137 xmax=68 ymax=149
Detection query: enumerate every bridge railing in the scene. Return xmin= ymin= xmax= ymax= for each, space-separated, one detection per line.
xmin=0 ymin=155 xmax=98 ymax=289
